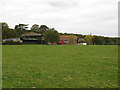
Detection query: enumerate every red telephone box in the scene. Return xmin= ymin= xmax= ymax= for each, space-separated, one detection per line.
xmin=61 ymin=40 xmax=64 ymax=45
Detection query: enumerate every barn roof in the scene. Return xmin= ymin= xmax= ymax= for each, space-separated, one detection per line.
xmin=22 ymin=32 xmax=42 ymax=36
xmin=60 ymin=35 xmax=77 ymax=40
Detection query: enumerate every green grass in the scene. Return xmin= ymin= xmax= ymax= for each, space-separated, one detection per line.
xmin=2 ymin=45 xmax=118 ymax=88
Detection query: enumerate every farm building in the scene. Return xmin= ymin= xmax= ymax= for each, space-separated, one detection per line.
xmin=20 ymin=32 xmax=46 ymax=44
xmin=20 ymin=32 xmax=78 ymax=45
xmin=59 ymin=35 xmax=78 ymax=45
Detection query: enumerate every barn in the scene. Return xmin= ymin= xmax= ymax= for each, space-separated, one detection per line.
xmin=20 ymin=32 xmax=47 ymax=44
xmin=59 ymin=35 xmax=78 ymax=45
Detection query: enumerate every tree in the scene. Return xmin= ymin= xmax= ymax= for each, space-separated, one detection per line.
xmin=97 ymin=36 xmax=105 ymax=45
xmin=1 ymin=22 xmax=9 ymax=29
xmin=78 ymin=38 xmax=86 ymax=43
xmin=31 ymin=24 xmax=40 ymax=32
xmin=1 ymin=22 xmax=11 ymax=39
xmin=14 ymin=24 xmax=29 ymax=36
xmin=84 ymin=35 xmax=94 ymax=45
xmin=93 ymin=36 xmax=105 ymax=45
xmin=2 ymin=28 xmax=18 ymax=39
xmin=78 ymin=34 xmax=84 ymax=38
xmin=104 ymin=37 xmax=114 ymax=45
xmin=118 ymin=38 xmax=120 ymax=45
xmin=44 ymin=28 xmax=59 ymax=43
xmin=39 ymin=25 xmax=49 ymax=33
xmin=111 ymin=38 xmax=118 ymax=45
xmin=15 ymin=24 xmax=28 ymax=31
xmin=107 ymin=38 xmax=114 ymax=45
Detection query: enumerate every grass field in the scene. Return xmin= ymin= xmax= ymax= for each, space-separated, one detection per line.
xmin=2 ymin=45 xmax=118 ymax=88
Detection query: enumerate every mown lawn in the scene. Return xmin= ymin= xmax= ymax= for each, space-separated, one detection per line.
xmin=2 ymin=45 xmax=118 ymax=88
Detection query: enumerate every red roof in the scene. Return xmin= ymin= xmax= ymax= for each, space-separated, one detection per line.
xmin=60 ymin=35 xmax=77 ymax=40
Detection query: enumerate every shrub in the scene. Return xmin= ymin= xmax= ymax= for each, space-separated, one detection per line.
xmin=2 ymin=40 xmax=22 ymax=45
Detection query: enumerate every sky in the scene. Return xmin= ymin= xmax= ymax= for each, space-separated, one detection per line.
xmin=0 ymin=0 xmax=119 ymax=37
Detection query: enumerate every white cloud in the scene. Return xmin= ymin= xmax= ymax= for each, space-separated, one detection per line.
xmin=0 ymin=0 xmax=119 ymax=37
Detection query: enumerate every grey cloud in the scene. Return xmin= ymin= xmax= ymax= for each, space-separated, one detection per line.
xmin=0 ymin=0 xmax=119 ymax=37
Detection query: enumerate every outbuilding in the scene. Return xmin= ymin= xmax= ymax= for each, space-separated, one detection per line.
xmin=21 ymin=32 xmax=46 ymax=44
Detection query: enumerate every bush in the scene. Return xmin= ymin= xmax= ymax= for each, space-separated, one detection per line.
xmin=2 ymin=40 xmax=22 ymax=45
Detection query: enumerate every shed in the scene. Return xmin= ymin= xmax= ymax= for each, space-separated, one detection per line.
xmin=21 ymin=32 xmax=46 ymax=44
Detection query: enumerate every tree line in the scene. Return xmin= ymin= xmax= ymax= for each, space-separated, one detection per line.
xmin=1 ymin=22 xmax=59 ymax=43
xmin=1 ymin=22 xmax=120 ymax=45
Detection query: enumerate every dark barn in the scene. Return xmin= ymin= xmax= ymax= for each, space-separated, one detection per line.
xmin=21 ymin=32 xmax=47 ymax=44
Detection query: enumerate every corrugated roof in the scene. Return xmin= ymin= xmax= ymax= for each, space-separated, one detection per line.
xmin=60 ymin=35 xmax=77 ymax=40
xmin=22 ymin=32 xmax=42 ymax=36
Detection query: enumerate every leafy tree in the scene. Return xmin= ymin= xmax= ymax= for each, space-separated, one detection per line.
xmin=78 ymin=34 xmax=84 ymax=38
xmin=98 ymin=37 xmax=105 ymax=45
xmin=85 ymin=35 xmax=94 ymax=45
xmin=31 ymin=24 xmax=40 ymax=32
xmin=118 ymin=38 xmax=120 ymax=45
xmin=78 ymin=38 xmax=86 ymax=43
xmin=93 ymin=36 xmax=105 ymax=45
xmin=64 ymin=33 xmax=68 ymax=35
xmin=39 ymin=25 xmax=49 ymax=33
xmin=104 ymin=37 xmax=114 ymax=45
xmin=1 ymin=22 xmax=12 ymax=39
xmin=44 ymin=28 xmax=59 ymax=43
xmin=108 ymin=38 xmax=114 ymax=45
xmin=15 ymin=24 xmax=28 ymax=31
xmin=14 ymin=24 xmax=29 ymax=36
xmin=112 ymin=38 xmax=117 ymax=44
xmin=2 ymin=28 xmax=18 ymax=39
xmin=110 ymin=38 xmax=119 ymax=45
xmin=93 ymin=36 xmax=99 ymax=45
xmin=1 ymin=22 xmax=9 ymax=29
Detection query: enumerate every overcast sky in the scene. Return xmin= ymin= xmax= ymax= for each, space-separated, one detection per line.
xmin=0 ymin=0 xmax=119 ymax=37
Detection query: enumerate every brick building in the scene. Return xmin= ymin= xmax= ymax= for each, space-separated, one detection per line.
xmin=59 ymin=35 xmax=77 ymax=45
